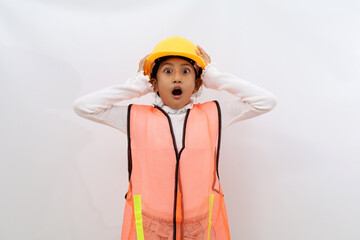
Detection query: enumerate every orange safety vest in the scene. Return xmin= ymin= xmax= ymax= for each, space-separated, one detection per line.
xmin=121 ymin=101 xmax=231 ymax=240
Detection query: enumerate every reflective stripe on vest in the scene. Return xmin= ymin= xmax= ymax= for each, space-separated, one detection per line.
xmin=207 ymin=194 xmax=214 ymax=240
xmin=133 ymin=195 xmax=144 ymax=240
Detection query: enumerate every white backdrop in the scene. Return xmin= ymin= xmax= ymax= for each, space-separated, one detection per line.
xmin=1 ymin=0 xmax=360 ymax=239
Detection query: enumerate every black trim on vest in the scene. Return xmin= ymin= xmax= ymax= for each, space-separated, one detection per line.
xmin=154 ymin=106 xmax=179 ymax=154
xmin=125 ymin=104 xmax=133 ymax=199
xmin=213 ymin=100 xmax=222 ymax=180
xmin=179 ymin=108 xmax=191 ymax=158
xmin=154 ymin=105 xmax=190 ymax=240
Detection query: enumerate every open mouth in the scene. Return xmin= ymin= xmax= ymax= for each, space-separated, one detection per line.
xmin=172 ymin=87 xmax=182 ymax=96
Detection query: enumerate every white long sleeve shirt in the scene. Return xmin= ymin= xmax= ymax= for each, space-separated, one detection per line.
xmin=73 ymin=63 xmax=277 ymax=150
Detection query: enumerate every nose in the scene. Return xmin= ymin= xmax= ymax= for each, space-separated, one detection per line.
xmin=172 ymin=71 xmax=182 ymax=83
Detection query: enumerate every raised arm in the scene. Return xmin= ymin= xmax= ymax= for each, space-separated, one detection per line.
xmin=197 ymin=46 xmax=278 ymax=128
xmin=73 ymin=55 xmax=153 ymax=133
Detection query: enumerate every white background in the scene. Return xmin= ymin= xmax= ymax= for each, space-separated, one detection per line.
xmin=1 ymin=0 xmax=360 ymax=239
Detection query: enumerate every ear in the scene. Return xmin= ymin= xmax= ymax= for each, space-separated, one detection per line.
xmin=193 ymin=77 xmax=202 ymax=93
xmin=149 ymin=78 xmax=158 ymax=92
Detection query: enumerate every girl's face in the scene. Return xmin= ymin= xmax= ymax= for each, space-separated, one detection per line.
xmin=152 ymin=57 xmax=200 ymax=109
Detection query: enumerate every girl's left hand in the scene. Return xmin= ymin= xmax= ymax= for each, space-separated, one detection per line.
xmin=196 ymin=45 xmax=211 ymax=65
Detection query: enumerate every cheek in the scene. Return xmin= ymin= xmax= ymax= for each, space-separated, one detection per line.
xmin=156 ymin=78 xmax=166 ymax=90
xmin=188 ymin=77 xmax=197 ymax=88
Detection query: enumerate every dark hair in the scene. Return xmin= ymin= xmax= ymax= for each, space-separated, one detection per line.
xmin=150 ymin=55 xmax=203 ymax=79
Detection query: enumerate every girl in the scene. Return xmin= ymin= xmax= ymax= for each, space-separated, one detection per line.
xmin=73 ymin=36 xmax=277 ymax=240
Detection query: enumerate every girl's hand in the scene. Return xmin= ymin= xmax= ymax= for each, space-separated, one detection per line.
xmin=196 ymin=45 xmax=211 ymax=64
xmin=138 ymin=54 xmax=150 ymax=72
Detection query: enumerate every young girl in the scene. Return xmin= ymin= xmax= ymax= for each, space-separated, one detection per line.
xmin=73 ymin=36 xmax=277 ymax=240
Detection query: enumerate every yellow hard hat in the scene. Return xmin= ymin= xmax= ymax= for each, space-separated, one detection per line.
xmin=144 ymin=36 xmax=207 ymax=78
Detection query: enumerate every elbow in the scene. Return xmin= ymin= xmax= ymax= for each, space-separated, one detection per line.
xmin=72 ymin=98 xmax=87 ymax=117
xmin=72 ymin=97 xmax=104 ymax=117
xmin=265 ymin=93 xmax=278 ymax=111
xmin=251 ymin=93 xmax=278 ymax=113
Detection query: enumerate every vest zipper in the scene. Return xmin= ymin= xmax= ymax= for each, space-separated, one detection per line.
xmin=154 ymin=105 xmax=190 ymax=240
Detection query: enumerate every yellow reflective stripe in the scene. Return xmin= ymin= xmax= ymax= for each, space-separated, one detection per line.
xmin=207 ymin=194 xmax=215 ymax=240
xmin=133 ymin=195 xmax=144 ymax=240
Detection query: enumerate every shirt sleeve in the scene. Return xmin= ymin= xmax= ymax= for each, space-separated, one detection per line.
xmin=202 ymin=63 xmax=278 ymax=128
xmin=72 ymin=71 xmax=153 ymax=133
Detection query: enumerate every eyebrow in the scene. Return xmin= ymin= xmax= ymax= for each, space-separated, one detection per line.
xmin=160 ymin=62 xmax=193 ymax=68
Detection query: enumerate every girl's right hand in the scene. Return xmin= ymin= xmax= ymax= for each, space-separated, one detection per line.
xmin=138 ymin=54 xmax=150 ymax=72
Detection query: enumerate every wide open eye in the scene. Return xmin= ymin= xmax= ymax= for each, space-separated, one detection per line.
xmin=182 ymin=68 xmax=190 ymax=74
xmin=164 ymin=68 xmax=173 ymax=74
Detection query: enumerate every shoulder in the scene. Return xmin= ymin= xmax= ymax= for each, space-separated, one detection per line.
xmin=127 ymin=104 xmax=153 ymax=117
xmin=128 ymin=104 xmax=154 ymax=111
xmin=194 ymin=100 xmax=221 ymax=111
xmin=192 ymin=101 xmax=222 ymax=120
